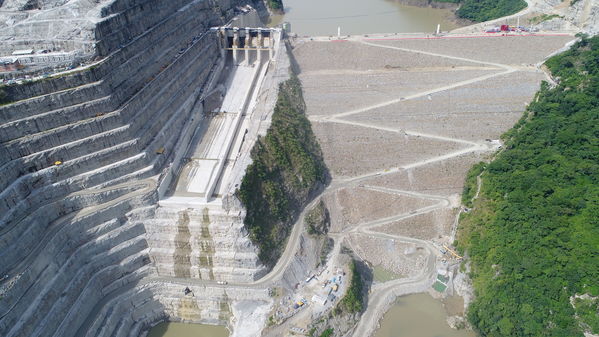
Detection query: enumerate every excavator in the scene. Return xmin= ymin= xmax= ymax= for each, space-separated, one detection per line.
xmin=443 ymin=245 xmax=463 ymax=260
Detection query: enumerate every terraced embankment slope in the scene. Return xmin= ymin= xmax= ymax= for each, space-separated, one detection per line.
xmin=292 ymin=33 xmax=575 ymax=337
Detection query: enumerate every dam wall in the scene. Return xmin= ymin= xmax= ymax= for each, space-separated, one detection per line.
xmin=0 ymin=1 xmax=272 ymax=336
xmin=146 ymin=205 xmax=265 ymax=283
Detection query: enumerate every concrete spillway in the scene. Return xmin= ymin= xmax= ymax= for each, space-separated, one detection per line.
xmin=0 ymin=1 xmax=283 ymax=336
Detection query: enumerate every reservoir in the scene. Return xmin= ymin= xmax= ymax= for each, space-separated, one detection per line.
xmin=374 ymin=293 xmax=477 ymax=337
xmin=147 ymin=322 xmax=229 ymax=337
xmin=268 ymin=0 xmax=461 ymax=36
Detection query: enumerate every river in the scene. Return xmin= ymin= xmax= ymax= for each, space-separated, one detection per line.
xmin=268 ymin=0 xmax=461 ymax=36
xmin=374 ymin=293 xmax=476 ymax=337
xmin=146 ymin=322 xmax=229 ymax=337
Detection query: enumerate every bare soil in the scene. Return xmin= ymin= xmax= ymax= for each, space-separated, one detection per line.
xmin=348 ymin=233 xmax=427 ymax=277
xmin=372 ymin=208 xmax=460 ymax=240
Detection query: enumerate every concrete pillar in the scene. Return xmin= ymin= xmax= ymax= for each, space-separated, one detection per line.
xmin=232 ymin=28 xmax=239 ymax=64
xmin=268 ymin=31 xmax=274 ymax=60
xmin=219 ymin=28 xmax=227 ymax=59
xmin=257 ymin=31 xmax=263 ymax=62
xmin=244 ymin=28 xmax=251 ymax=65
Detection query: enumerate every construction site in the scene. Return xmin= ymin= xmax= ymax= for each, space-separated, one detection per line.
xmin=281 ymin=32 xmax=576 ymax=336
xmin=0 ymin=0 xmax=592 ymax=336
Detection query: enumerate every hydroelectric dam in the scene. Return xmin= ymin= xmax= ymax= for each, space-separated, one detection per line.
xmin=0 ymin=0 xmax=581 ymax=337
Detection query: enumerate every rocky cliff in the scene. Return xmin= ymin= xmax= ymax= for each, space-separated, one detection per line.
xmin=0 ymin=1 xmax=266 ymax=336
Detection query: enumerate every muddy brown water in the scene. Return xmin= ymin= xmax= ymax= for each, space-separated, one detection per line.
xmin=146 ymin=322 xmax=229 ymax=337
xmin=374 ymin=293 xmax=477 ymax=337
xmin=268 ymin=0 xmax=460 ymax=36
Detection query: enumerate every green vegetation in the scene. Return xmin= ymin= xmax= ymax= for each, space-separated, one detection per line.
xmin=573 ymin=297 xmax=599 ymax=333
xmin=338 ymin=260 xmax=364 ymax=313
xmin=462 ymin=162 xmax=486 ymax=208
xmin=372 ymin=265 xmax=401 ymax=282
xmin=456 ymin=0 xmax=527 ymax=22
xmin=319 ymin=328 xmax=334 ymax=337
xmin=305 ymin=200 xmax=333 ymax=266
xmin=267 ymin=0 xmax=284 ymax=12
xmin=417 ymin=0 xmax=527 ymax=23
xmin=237 ymin=74 xmax=327 ymax=266
xmin=457 ymin=36 xmax=599 ymax=337
xmin=306 ymin=200 xmax=329 ymax=236
xmin=529 ymin=13 xmax=564 ymax=24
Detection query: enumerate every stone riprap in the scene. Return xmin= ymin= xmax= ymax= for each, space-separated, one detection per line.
xmin=0 ymin=1 xmax=279 ymax=336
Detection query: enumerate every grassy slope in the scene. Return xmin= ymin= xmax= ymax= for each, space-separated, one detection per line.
xmin=457 ymin=36 xmax=599 ymax=337
xmin=338 ymin=259 xmax=364 ymax=314
xmin=237 ymin=73 xmax=327 ymax=266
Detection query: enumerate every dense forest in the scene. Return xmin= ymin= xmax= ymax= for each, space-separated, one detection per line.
xmin=237 ymin=74 xmax=327 ymax=266
xmin=456 ymin=0 xmax=526 ymax=22
xmin=423 ymin=0 xmax=526 ymax=22
xmin=457 ymin=35 xmax=599 ymax=337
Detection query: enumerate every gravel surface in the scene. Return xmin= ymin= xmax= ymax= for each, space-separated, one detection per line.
xmin=325 ymin=187 xmax=438 ymax=232
xmin=348 ymin=233 xmax=427 ymax=277
xmin=312 ymin=121 xmax=469 ymax=178
xmin=300 ymin=69 xmax=500 ymax=116
xmin=361 ymin=152 xmax=485 ymax=196
xmin=342 ymin=71 xmax=546 ymax=140
xmin=373 ymin=35 xmax=575 ymax=65
xmin=293 ymin=41 xmax=477 ymax=73
xmin=372 ymin=208 xmax=460 ymax=240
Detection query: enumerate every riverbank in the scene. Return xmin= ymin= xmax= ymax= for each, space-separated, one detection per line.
xmin=389 ymin=0 xmax=460 ymax=10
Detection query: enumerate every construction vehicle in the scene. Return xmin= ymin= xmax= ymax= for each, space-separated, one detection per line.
xmin=442 ymin=245 xmax=463 ymax=259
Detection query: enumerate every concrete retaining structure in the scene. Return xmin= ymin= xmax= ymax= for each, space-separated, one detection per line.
xmin=0 ymin=1 xmax=280 ymax=336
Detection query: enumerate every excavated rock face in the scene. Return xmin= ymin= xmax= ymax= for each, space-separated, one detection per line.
xmin=0 ymin=0 xmax=264 ymax=336
xmin=2 ymin=0 xmax=71 ymax=10
xmin=0 ymin=0 xmax=109 ymax=57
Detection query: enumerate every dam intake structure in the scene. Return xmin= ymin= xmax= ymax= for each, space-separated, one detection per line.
xmin=0 ymin=0 xmax=286 ymax=335
xmin=149 ymin=26 xmax=282 ymax=283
